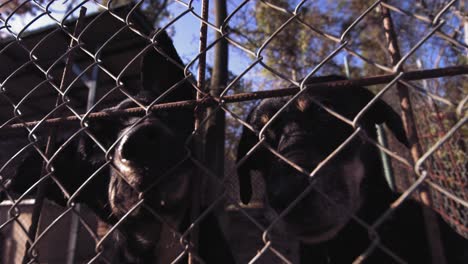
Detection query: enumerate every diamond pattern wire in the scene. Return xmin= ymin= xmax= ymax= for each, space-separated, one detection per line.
xmin=0 ymin=0 xmax=466 ymax=263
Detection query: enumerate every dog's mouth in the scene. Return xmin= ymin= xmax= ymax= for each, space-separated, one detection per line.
xmin=110 ymin=150 xmax=192 ymax=218
xmin=268 ymin=157 xmax=366 ymax=243
xmin=292 ymin=222 xmax=344 ymax=244
xmin=280 ymin=211 xmax=350 ymax=243
xmin=270 ymin=189 xmax=358 ymax=244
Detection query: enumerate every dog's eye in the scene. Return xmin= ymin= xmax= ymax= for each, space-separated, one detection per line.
xmin=287 ymin=132 xmax=311 ymax=137
xmin=122 ymin=118 xmax=137 ymax=127
xmin=278 ymin=133 xmax=311 ymax=152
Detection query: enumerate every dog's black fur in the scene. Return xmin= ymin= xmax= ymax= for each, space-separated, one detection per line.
xmin=1 ymin=30 xmax=234 ymax=264
xmin=237 ymin=76 xmax=466 ymax=263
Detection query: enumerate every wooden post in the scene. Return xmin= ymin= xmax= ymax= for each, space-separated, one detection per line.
xmin=206 ymin=0 xmax=228 ymax=182
xmin=379 ymin=3 xmax=446 ymax=263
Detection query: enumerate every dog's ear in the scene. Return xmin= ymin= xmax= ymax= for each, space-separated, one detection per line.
xmin=141 ymin=30 xmax=190 ymax=102
xmin=237 ymin=126 xmax=256 ymax=205
xmin=237 ymin=108 xmax=274 ymax=205
xmin=358 ymin=88 xmax=409 ymax=147
xmin=373 ymin=100 xmax=409 ymax=147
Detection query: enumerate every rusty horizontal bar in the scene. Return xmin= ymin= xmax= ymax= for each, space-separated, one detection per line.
xmin=2 ymin=65 xmax=467 ymax=133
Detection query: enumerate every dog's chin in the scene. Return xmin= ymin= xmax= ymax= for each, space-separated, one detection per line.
xmin=283 ymin=216 xmax=350 ymax=244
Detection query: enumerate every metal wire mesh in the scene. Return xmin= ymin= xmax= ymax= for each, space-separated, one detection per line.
xmin=0 ymin=0 xmax=466 ymax=263
xmin=411 ymin=87 xmax=467 ymax=238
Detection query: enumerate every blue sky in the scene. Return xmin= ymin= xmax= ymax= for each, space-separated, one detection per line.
xmin=2 ymin=1 xmax=252 ymax=76
xmin=167 ymin=1 xmax=253 ymax=77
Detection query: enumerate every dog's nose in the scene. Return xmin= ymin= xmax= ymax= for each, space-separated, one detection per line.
xmin=118 ymin=126 xmax=160 ymax=165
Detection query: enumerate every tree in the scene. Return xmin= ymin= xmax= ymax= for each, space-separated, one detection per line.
xmin=0 ymin=0 xmax=171 ymax=28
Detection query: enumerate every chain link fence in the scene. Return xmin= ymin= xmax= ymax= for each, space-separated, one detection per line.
xmin=0 ymin=0 xmax=466 ymax=263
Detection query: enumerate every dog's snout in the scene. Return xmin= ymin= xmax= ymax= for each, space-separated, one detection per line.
xmin=119 ymin=126 xmax=159 ymax=164
xmin=268 ymin=174 xmax=309 ymax=210
xmin=269 ymin=189 xmax=293 ymax=211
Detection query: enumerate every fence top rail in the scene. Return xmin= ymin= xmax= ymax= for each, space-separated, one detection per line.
xmin=0 ymin=64 xmax=466 ymax=134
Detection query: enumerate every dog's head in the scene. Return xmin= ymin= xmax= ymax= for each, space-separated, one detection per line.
xmin=79 ymin=30 xmax=195 ymax=261
xmin=87 ymin=97 xmax=191 ymax=217
xmin=237 ymin=78 xmax=408 ymax=243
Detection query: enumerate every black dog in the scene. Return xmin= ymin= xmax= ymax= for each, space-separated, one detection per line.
xmin=1 ymin=30 xmax=234 ymax=264
xmin=237 ymin=76 xmax=466 ymax=263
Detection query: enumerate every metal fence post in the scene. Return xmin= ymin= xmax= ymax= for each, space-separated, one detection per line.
xmin=189 ymin=0 xmax=210 ymax=262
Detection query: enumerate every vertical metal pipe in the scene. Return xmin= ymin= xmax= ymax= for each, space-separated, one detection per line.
xmin=86 ymin=66 xmax=100 ymax=110
xmin=377 ymin=125 xmax=395 ymax=191
xmin=379 ymin=2 xmax=446 ymax=263
xmin=343 ymin=55 xmax=350 ymax=78
xmin=189 ymin=1 xmax=210 ymax=263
